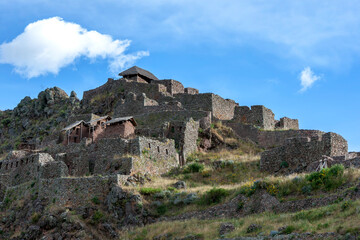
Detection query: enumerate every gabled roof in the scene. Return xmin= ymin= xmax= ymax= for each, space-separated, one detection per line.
xmin=118 ymin=66 xmax=158 ymax=80
xmin=87 ymin=115 xmax=111 ymax=126
xmin=62 ymin=120 xmax=85 ymax=131
xmin=105 ymin=116 xmax=137 ymax=126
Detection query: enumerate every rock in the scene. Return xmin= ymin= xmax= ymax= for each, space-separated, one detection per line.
xmin=23 ymin=225 xmax=41 ymax=240
xmin=243 ymin=190 xmax=279 ymax=214
xmin=270 ymin=230 xmax=279 ymax=237
xmin=183 ymin=193 xmax=198 ymax=204
xmin=246 ymin=223 xmax=262 ymax=233
xmin=70 ymin=91 xmax=77 ymax=99
xmin=174 ymin=181 xmax=186 ymax=189
xmin=219 ymin=222 xmax=235 ymax=236
xmin=101 ymin=223 xmax=119 ymax=238
xmin=39 ymin=215 xmax=57 ymax=230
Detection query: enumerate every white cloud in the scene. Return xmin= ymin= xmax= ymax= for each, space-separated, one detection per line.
xmin=0 ymin=17 xmax=149 ymax=78
xmin=299 ymin=67 xmax=320 ymax=92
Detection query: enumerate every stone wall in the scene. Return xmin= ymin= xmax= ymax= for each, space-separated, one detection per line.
xmin=167 ymin=118 xmax=200 ymax=161
xmin=114 ymin=92 xmax=183 ymax=117
xmin=174 ymin=93 xmax=237 ymax=120
xmin=212 ymin=95 xmax=237 ymax=120
xmin=260 ymin=132 xmax=348 ymax=173
xmin=184 ymin=87 xmax=199 ymax=95
xmin=0 ymin=153 xmax=68 ymax=187
xmin=50 ymin=136 xmax=178 ymax=177
xmin=82 ymin=78 xmax=171 ymax=105
xmin=97 ymin=121 xmax=136 ymax=140
xmin=152 ymin=79 xmax=184 ymax=95
xmin=276 ymin=117 xmax=299 ymax=130
xmin=234 ymin=105 xmax=275 ymax=130
xmin=224 ymin=121 xmax=323 ymax=148
xmin=38 ymin=176 xmax=115 ymax=206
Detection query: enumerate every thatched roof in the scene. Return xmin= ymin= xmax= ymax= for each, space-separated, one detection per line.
xmin=105 ymin=116 xmax=137 ymax=126
xmin=62 ymin=120 xmax=85 ymax=131
xmin=118 ymin=66 xmax=158 ymax=80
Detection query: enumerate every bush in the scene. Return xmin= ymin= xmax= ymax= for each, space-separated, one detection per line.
xmin=31 ymin=212 xmax=41 ymax=223
xmin=91 ymin=196 xmax=100 ymax=205
xmin=200 ymin=188 xmax=229 ymax=205
xmin=156 ymin=205 xmax=167 ymax=215
xmin=341 ymin=200 xmax=352 ymax=211
xmin=186 ymin=155 xmax=199 ymax=163
xmin=301 ymin=185 xmax=312 ymax=195
xmin=183 ymin=162 xmax=204 ymax=173
xmin=281 ymin=225 xmax=296 ymax=234
xmin=280 ymin=161 xmax=289 ymax=168
xmin=237 ymin=200 xmax=244 ymax=210
xmin=1 ymin=118 xmax=11 ymax=127
xmin=92 ymin=210 xmax=104 ymax=223
xmin=239 ymin=180 xmax=261 ymax=196
xmin=139 ymin=187 xmax=162 ymax=195
xmin=305 ymin=164 xmax=345 ymax=190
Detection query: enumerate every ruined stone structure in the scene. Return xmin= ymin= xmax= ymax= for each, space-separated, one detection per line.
xmin=0 ymin=65 xmax=357 ymax=208
xmin=260 ymin=132 xmax=348 ymax=173
xmin=233 ymin=105 xmax=299 ymax=130
xmin=53 ymin=136 xmax=178 ymax=177
xmin=0 ymin=152 xmax=69 ymax=187
xmin=224 ymin=121 xmax=321 ymax=148
xmin=167 ymin=118 xmax=200 ymax=164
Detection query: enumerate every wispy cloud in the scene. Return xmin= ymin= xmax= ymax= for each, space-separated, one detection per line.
xmin=0 ymin=17 xmax=149 ymax=78
xmin=299 ymin=67 xmax=320 ymax=92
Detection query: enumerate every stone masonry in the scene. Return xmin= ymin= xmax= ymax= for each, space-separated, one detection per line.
xmin=260 ymin=132 xmax=348 ymax=173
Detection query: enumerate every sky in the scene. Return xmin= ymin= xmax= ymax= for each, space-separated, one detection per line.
xmin=0 ymin=0 xmax=359 ymax=151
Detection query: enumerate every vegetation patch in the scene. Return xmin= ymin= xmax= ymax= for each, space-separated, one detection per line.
xmin=140 ymin=187 xmax=162 ymax=195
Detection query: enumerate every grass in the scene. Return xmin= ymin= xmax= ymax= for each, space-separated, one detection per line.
xmin=122 ymin=199 xmax=360 ymax=240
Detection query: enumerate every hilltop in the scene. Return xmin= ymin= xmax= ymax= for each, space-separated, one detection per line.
xmin=0 ymin=66 xmax=359 ymax=240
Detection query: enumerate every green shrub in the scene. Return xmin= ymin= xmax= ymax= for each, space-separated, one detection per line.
xmin=92 ymin=210 xmax=104 ymax=223
xmin=31 ymin=212 xmax=41 ymax=223
xmin=200 ymin=188 xmax=229 ymax=205
xmin=341 ymin=200 xmax=352 ymax=211
xmin=140 ymin=187 xmax=162 ymax=195
xmin=301 ymin=185 xmax=312 ymax=194
xmin=239 ymin=181 xmax=260 ymax=197
xmin=91 ymin=196 xmax=100 ymax=205
xmin=305 ymin=164 xmax=345 ymax=190
xmin=186 ymin=155 xmax=199 ymax=163
xmin=183 ymin=162 xmax=204 ymax=173
xmin=1 ymin=118 xmax=11 ymax=127
xmin=280 ymin=161 xmax=289 ymax=168
xmin=156 ymin=205 xmax=167 ymax=215
xmin=281 ymin=225 xmax=296 ymax=234
xmin=237 ymin=200 xmax=244 ymax=210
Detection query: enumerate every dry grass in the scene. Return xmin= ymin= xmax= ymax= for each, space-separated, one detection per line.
xmin=122 ymin=199 xmax=360 ymax=240
xmin=0 ymin=152 xmax=6 ymax=161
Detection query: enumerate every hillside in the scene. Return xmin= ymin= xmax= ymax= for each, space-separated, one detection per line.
xmin=0 ymin=66 xmax=359 ymax=240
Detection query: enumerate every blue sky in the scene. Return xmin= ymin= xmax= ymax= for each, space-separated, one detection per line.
xmin=0 ymin=0 xmax=360 ymax=151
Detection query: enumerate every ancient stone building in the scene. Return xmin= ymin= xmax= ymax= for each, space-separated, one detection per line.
xmin=52 ymin=136 xmax=178 ymax=177
xmin=60 ymin=120 xmax=89 ymax=145
xmin=98 ymin=116 xmax=137 ymax=140
xmin=60 ymin=114 xmax=136 ymax=145
xmin=119 ymin=66 xmax=159 ymax=83
xmin=0 ymin=152 xmax=69 ymax=187
xmin=260 ymin=132 xmax=348 ymax=173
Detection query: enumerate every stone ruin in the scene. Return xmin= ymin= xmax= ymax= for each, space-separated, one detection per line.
xmin=0 ymin=65 xmax=358 ymax=206
xmin=260 ymin=132 xmax=348 ymax=173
